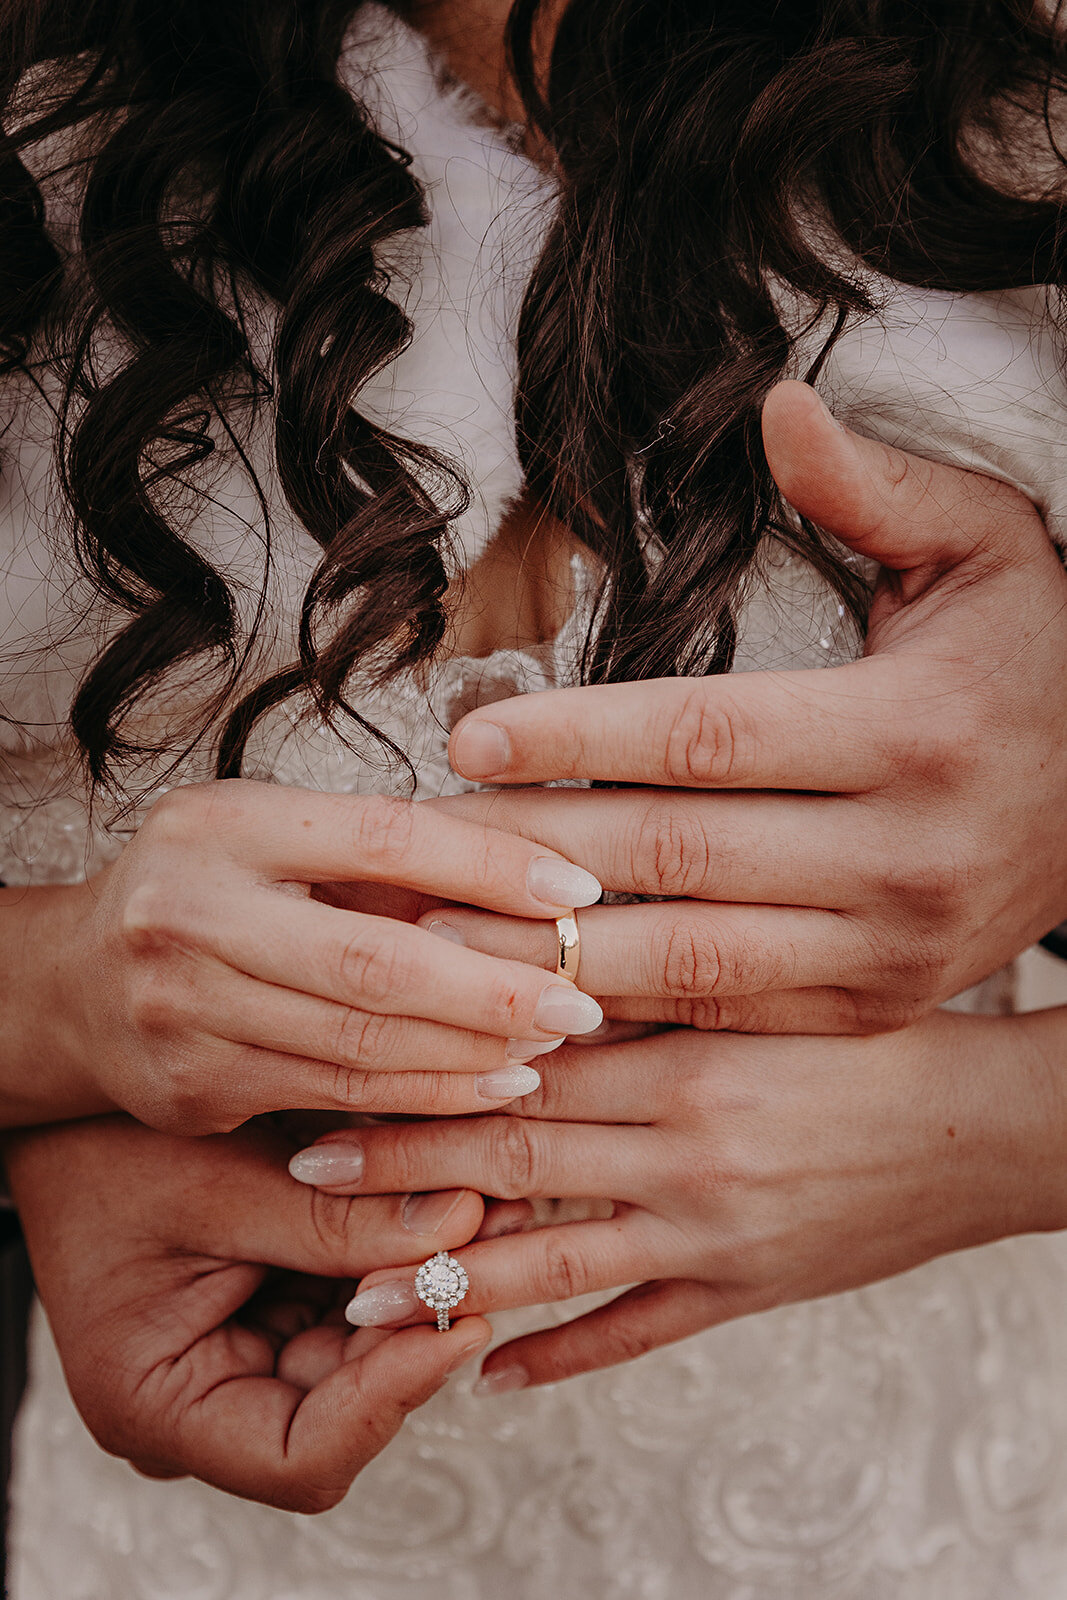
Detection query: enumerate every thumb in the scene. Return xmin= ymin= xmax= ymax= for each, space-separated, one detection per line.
xmin=761 ymin=379 xmax=1041 ymax=576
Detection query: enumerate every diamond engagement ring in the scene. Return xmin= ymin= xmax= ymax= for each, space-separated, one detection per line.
xmin=415 ymin=1251 xmax=470 ymax=1331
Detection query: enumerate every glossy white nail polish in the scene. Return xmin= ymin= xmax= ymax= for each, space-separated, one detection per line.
xmin=476 ymin=1064 xmax=541 ymax=1100
xmin=532 ymin=984 xmax=603 ymax=1036
xmin=526 ymin=857 xmax=603 ymax=909
xmin=472 ymin=1364 xmax=529 ymax=1398
xmin=345 ymin=1281 xmax=420 ymax=1327
xmin=288 ymin=1144 xmax=364 ymax=1185
xmin=505 ymin=1036 xmax=565 ymax=1061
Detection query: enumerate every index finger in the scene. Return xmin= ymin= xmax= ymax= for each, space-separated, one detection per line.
xmin=448 ymin=664 xmax=902 ymax=790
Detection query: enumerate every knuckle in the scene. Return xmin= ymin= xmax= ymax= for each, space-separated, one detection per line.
xmin=321 ymin=1061 xmax=375 ymax=1110
xmin=847 ymin=987 xmax=926 ymax=1032
xmin=332 ymin=1005 xmax=394 ymax=1069
xmin=634 ymin=800 xmax=712 ymax=897
xmin=488 ymin=1117 xmax=545 ymax=1198
xmin=335 ymin=932 xmax=410 ymax=1007
xmin=663 ymin=684 xmax=749 ymax=788
xmin=349 ymin=796 xmax=417 ymax=871
xmin=660 ymin=919 xmax=723 ymax=998
xmin=538 ymin=1232 xmax=584 ymax=1303
xmin=127 ymin=972 xmax=181 ymax=1036
xmin=120 ymin=881 xmax=180 ymax=952
xmin=597 ymin=1317 xmax=661 ymax=1367
xmin=672 ymin=995 xmax=730 ymax=1030
xmin=307 ymin=1189 xmax=361 ymax=1261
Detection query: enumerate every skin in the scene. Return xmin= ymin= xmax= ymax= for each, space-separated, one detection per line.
xmin=425 ymin=383 xmax=1067 ymax=1033
xmin=7 ymin=389 xmax=1067 ymax=1497
xmin=0 ymin=782 xmax=604 ymax=1132
xmin=2 ymin=1115 xmax=499 ymax=1510
xmin=296 ymin=1003 xmax=1067 ymax=1391
xmin=5 ymin=0 xmax=1067 ymax=1507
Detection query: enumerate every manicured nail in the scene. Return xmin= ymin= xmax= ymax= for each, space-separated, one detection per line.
xmin=345 ymin=1281 xmax=419 ymax=1327
xmin=447 ymin=1334 xmax=492 ymax=1374
xmin=288 ymin=1143 xmax=364 ymax=1186
xmin=526 ymin=857 xmax=603 ymax=909
xmin=506 ymin=1036 xmax=565 ymax=1061
xmin=533 ymin=984 xmax=603 ymax=1036
xmin=472 ymin=1363 xmax=529 ymax=1398
xmin=451 ymin=719 xmax=510 ymax=779
xmin=402 ymin=1189 xmax=468 ymax=1236
xmin=476 ymin=1064 xmax=541 ymax=1100
xmin=425 ymin=919 xmax=466 ymax=945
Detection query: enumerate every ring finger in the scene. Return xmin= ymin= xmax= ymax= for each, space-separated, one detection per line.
xmin=420 ymin=900 xmax=872 ymax=998
xmin=344 ymin=1212 xmax=670 ymax=1329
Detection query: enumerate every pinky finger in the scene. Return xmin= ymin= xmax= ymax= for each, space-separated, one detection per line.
xmin=475 ymin=1281 xmax=744 ymax=1390
xmin=216 ymin=1046 xmax=548 ymax=1125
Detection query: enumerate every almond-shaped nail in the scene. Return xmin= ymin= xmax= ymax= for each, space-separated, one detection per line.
xmin=447 ymin=1333 xmax=492 ymax=1374
xmin=533 ymin=984 xmax=603 ymax=1036
xmin=526 ymin=857 xmax=603 ymax=909
xmin=476 ymin=1064 xmax=541 ymax=1100
xmin=425 ymin=919 xmax=466 ymax=945
xmin=345 ymin=1281 xmax=420 ymax=1327
xmin=472 ymin=1363 xmax=528 ymax=1398
xmin=451 ymin=719 xmax=510 ymax=779
xmin=402 ymin=1189 xmax=468 ymax=1236
xmin=506 ymin=1036 xmax=565 ymax=1061
xmin=288 ymin=1143 xmax=364 ymax=1186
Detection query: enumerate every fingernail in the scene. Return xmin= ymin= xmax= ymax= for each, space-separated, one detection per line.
xmin=506 ymin=1036 xmax=565 ymax=1061
xmin=425 ymin=919 xmax=466 ymax=945
xmin=472 ymin=1363 xmax=529 ymax=1398
xmin=447 ymin=1334 xmax=491 ymax=1374
xmin=526 ymin=857 xmax=603 ymax=909
xmin=476 ymin=1064 xmax=541 ymax=1100
xmin=566 ymin=1019 xmax=615 ymax=1045
xmin=288 ymin=1143 xmax=364 ymax=1186
xmin=533 ymin=984 xmax=603 ymax=1036
xmin=451 ymin=719 xmax=510 ymax=779
xmin=345 ymin=1281 xmax=420 ymax=1327
xmin=402 ymin=1189 xmax=469 ymax=1236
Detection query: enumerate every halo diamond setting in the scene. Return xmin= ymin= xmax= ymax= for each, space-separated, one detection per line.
xmin=415 ymin=1250 xmax=470 ymax=1331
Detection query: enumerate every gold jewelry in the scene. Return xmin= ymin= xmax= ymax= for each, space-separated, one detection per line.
xmin=554 ymin=911 xmax=581 ymax=985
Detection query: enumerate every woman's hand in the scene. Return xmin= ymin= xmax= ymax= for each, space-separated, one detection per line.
xmin=289 ymin=1004 xmax=1067 ymax=1389
xmin=427 ymin=382 xmax=1067 ymax=1035
xmin=2 ymin=1115 xmax=495 ymax=1510
xmin=0 ymin=780 xmax=603 ymax=1131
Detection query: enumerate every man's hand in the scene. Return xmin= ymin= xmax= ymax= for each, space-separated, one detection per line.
xmin=424 ymin=381 xmax=1067 ymax=1033
xmin=289 ymin=1002 xmax=1067 ymax=1388
xmin=4 ymin=1117 xmax=491 ymax=1510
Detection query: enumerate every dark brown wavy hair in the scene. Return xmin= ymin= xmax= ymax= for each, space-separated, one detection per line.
xmin=1 ymin=0 xmax=1065 ymax=790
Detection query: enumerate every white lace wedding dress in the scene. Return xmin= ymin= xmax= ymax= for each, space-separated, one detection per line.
xmin=8 ymin=11 xmax=1067 ymax=1597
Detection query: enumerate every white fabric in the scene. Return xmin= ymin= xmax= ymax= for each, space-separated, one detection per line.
xmin=8 ymin=10 xmax=1067 ymax=1597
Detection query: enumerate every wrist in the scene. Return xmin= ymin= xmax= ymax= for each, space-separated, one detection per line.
xmin=0 ymin=880 xmax=109 ymax=1126
xmin=1002 ymin=1005 xmax=1067 ymax=1236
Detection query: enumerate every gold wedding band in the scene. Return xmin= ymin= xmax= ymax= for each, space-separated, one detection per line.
xmin=555 ymin=911 xmax=581 ymax=985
